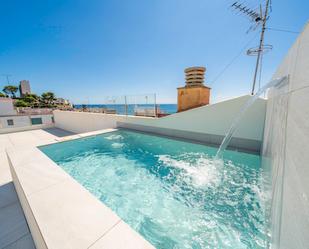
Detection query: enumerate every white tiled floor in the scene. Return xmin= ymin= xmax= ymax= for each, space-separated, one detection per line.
xmin=1 ymin=127 xmax=153 ymax=249
xmin=0 ymin=128 xmax=75 ymax=249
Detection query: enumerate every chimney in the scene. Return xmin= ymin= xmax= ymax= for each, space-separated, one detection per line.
xmin=177 ymin=66 xmax=211 ymax=112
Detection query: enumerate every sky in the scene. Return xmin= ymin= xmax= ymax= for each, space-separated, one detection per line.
xmin=0 ymin=0 xmax=308 ymax=104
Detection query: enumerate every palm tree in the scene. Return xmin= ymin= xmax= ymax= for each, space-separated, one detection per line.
xmin=0 ymin=92 xmax=6 ymax=97
xmin=41 ymin=92 xmax=56 ymax=107
xmin=3 ymin=85 xmax=18 ymax=98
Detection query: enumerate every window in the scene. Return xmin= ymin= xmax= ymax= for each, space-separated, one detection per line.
xmin=7 ymin=119 xmax=14 ymax=126
xmin=31 ymin=117 xmax=43 ymax=125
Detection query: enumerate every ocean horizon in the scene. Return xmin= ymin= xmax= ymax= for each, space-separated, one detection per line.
xmin=73 ymin=104 xmax=177 ymax=115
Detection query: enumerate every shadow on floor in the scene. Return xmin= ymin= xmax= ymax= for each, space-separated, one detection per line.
xmin=42 ymin=127 xmax=76 ymax=138
xmin=0 ymin=182 xmax=35 ymax=249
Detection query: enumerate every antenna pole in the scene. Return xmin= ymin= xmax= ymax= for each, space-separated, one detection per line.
xmin=1 ymin=74 xmax=12 ymax=84
xmin=251 ymin=0 xmax=270 ymax=95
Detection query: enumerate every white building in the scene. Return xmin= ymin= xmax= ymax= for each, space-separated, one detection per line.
xmin=0 ymin=98 xmax=17 ymax=116
xmin=0 ymin=114 xmax=54 ymax=132
xmin=0 ymin=97 xmax=55 ymax=132
xmin=55 ymin=98 xmax=70 ymax=105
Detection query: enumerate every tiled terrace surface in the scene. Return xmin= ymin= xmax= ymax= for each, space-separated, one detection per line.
xmin=0 ymin=128 xmax=75 ymax=249
xmin=1 ymin=127 xmax=154 ymax=249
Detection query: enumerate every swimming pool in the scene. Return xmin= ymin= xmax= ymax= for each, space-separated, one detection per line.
xmin=40 ymin=130 xmax=268 ymax=249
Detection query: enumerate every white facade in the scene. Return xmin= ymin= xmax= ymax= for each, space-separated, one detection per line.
xmin=0 ymin=114 xmax=54 ymax=133
xmin=0 ymin=98 xmax=17 ymax=116
xmin=53 ymin=94 xmax=267 ymax=152
xmin=262 ymin=21 xmax=309 ymax=249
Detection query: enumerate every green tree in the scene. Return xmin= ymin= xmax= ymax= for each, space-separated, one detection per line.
xmin=3 ymin=85 xmax=18 ymax=98
xmin=14 ymin=99 xmax=28 ymax=107
xmin=23 ymin=93 xmax=40 ymax=107
xmin=41 ymin=92 xmax=56 ymax=107
xmin=0 ymin=92 xmax=6 ymax=97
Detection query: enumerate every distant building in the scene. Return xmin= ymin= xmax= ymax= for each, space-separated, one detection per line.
xmin=54 ymin=98 xmax=71 ymax=106
xmin=19 ymin=80 xmax=31 ymax=97
xmin=177 ymin=66 xmax=211 ymax=112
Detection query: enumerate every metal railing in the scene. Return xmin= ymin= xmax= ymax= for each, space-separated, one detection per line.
xmin=71 ymin=94 xmax=174 ymax=117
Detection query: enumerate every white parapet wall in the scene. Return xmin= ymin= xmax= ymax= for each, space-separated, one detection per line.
xmin=54 ymin=94 xmax=267 ymax=153
xmin=262 ymin=21 xmax=309 ymax=249
xmin=53 ymin=111 xmax=122 ymax=133
xmin=0 ymin=114 xmax=54 ymax=134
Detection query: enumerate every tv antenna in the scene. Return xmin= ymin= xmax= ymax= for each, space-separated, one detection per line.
xmin=231 ymin=0 xmax=272 ymax=94
xmin=1 ymin=74 xmax=12 ymax=84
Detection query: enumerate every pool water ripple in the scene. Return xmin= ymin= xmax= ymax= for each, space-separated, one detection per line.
xmin=40 ymin=130 xmax=269 ymax=249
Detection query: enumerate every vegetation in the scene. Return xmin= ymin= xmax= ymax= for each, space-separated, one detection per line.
xmin=14 ymin=99 xmax=29 ymax=107
xmin=23 ymin=93 xmax=40 ymax=107
xmin=41 ymin=92 xmax=56 ymax=107
xmin=0 ymin=84 xmax=65 ymax=108
xmin=3 ymin=85 xmax=18 ymax=98
xmin=13 ymin=92 xmax=57 ymax=108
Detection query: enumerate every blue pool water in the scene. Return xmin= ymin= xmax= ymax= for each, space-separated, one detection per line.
xmin=40 ymin=130 xmax=268 ymax=249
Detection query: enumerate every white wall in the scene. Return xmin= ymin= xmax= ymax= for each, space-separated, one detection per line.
xmin=262 ymin=21 xmax=309 ymax=249
xmin=122 ymin=95 xmax=266 ymax=141
xmin=0 ymin=116 xmax=30 ymax=128
xmin=0 ymin=98 xmax=17 ymax=116
xmin=54 ymin=94 xmax=266 ymax=152
xmin=0 ymin=115 xmax=54 ymax=134
xmin=53 ymin=111 xmax=122 ymax=133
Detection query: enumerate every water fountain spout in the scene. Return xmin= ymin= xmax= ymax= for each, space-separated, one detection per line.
xmin=215 ymin=76 xmax=288 ymax=158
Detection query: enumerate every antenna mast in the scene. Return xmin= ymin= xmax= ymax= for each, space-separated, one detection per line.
xmin=1 ymin=74 xmax=12 ymax=84
xmin=231 ymin=0 xmax=272 ymax=95
xmin=251 ymin=0 xmax=271 ymax=95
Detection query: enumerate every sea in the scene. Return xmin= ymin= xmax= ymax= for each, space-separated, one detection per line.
xmin=73 ymin=104 xmax=177 ymax=115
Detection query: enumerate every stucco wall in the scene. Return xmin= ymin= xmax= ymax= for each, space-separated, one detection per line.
xmin=122 ymin=95 xmax=266 ymax=141
xmin=0 ymin=115 xmax=54 ymax=134
xmin=54 ymin=94 xmax=266 ymax=152
xmin=0 ymin=98 xmax=17 ymax=116
xmin=262 ymin=21 xmax=309 ymax=249
xmin=53 ymin=111 xmax=123 ymax=133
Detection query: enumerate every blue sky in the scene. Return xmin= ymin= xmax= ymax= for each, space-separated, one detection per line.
xmin=0 ymin=0 xmax=308 ymax=104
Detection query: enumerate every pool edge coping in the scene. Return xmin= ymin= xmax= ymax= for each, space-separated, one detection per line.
xmin=6 ymin=128 xmax=155 ymax=249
